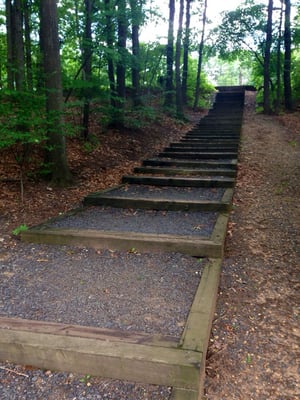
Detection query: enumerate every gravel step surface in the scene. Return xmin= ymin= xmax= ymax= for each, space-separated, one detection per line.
xmin=0 ymin=243 xmax=204 ymax=337
xmin=46 ymin=206 xmax=217 ymax=237
xmin=99 ymin=185 xmax=225 ymax=201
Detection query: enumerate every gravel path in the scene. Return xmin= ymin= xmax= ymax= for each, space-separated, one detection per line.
xmin=0 ymin=243 xmax=204 ymax=336
xmin=100 ymin=185 xmax=225 ymax=201
xmin=0 ymin=243 xmax=204 ymax=399
xmin=47 ymin=206 xmax=217 ymax=237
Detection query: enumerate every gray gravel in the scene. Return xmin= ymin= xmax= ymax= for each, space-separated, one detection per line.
xmin=47 ymin=206 xmax=217 ymax=237
xmin=102 ymin=184 xmax=225 ymax=201
xmin=0 ymin=242 xmax=205 ymax=399
xmin=0 ymin=363 xmax=172 ymax=399
xmin=0 ymin=243 xmax=204 ymax=337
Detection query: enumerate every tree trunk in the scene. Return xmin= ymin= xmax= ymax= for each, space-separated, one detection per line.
xmin=193 ymin=0 xmax=207 ymax=110
xmin=283 ymin=0 xmax=292 ymax=110
xmin=82 ymin=0 xmax=93 ymax=139
xmin=40 ymin=0 xmax=72 ymax=185
xmin=275 ymin=1 xmax=283 ymax=114
xmin=24 ymin=0 xmax=33 ymax=91
xmin=182 ymin=0 xmax=191 ymax=105
xmin=13 ymin=0 xmax=25 ymax=90
xmin=114 ymin=0 xmax=127 ymax=127
xmin=6 ymin=0 xmax=14 ymax=89
xmin=175 ymin=0 xmax=184 ymax=118
xmin=164 ymin=0 xmax=175 ymax=108
xmin=130 ymin=0 xmax=143 ymax=107
xmin=263 ymin=0 xmax=273 ymax=114
xmin=104 ymin=0 xmax=117 ymax=108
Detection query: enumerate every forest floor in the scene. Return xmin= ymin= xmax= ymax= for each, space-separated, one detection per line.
xmin=0 ymin=92 xmax=299 ymax=399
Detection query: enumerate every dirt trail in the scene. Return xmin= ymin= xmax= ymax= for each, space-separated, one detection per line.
xmin=205 ymin=92 xmax=300 ymax=399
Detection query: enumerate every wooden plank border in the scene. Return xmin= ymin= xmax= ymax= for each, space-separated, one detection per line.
xmin=0 ymin=318 xmax=201 ymax=390
xmin=21 ymin=228 xmax=221 ymax=257
xmin=0 ymin=259 xmax=222 ymax=398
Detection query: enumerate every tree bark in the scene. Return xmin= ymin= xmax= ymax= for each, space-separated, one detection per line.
xmin=283 ymin=0 xmax=293 ymax=110
xmin=6 ymin=0 xmax=14 ymax=89
xmin=114 ymin=0 xmax=127 ymax=127
xmin=275 ymin=1 xmax=283 ymax=114
xmin=193 ymin=0 xmax=207 ymax=110
xmin=130 ymin=0 xmax=143 ymax=107
xmin=175 ymin=0 xmax=184 ymax=118
xmin=40 ymin=0 xmax=72 ymax=185
xmin=164 ymin=0 xmax=175 ymax=108
xmin=104 ymin=0 xmax=117 ymax=108
xmin=24 ymin=0 xmax=33 ymax=90
xmin=82 ymin=0 xmax=93 ymax=139
xmin=182 ymin=0 xmax=191 ymax=105
xmin=263 ymin=0 xmax=273 ymax=114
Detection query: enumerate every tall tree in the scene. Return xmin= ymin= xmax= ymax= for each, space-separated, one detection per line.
xmin=5 ymin=0 xmax=26 ymax=90
xmin=175 ymin=0 xmax=184 ymax=118
xmin=194 ymin=0 xmax=207 ymax=109
xmin=81 ymin=0 xmax=93 ymax=139
xmin=263 ymin=0 xmax=273 ymax=114
xmin=130 ymin=0 xmax=143 ymax=107
xmin=275 ymin=0 xmax=284 ymax=113
xmin=114 ymin=0 xmax=127 ymax=127
xmin=104 ymin=0 xmax=117 ymax=108
xmin=13 ymin=0 xmax=25 ymax=90
xmin=24 ymin=0 xmax=33 ymax=90
xmin=283 ymin=0 xmax=293 ymax=110
xmin=164 ymin=0 xmax=175 ymax=108
xmin=182 ymin=0 xmax=192 ymax=105
xmin=40 ymin=0 xmax=72 ymax=185
xmin=5 ymin=0 xmax=14 ymax=89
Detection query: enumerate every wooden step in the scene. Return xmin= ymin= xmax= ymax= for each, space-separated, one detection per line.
xmin=166 ymin=146 xmax=238 ymax=152
xmin=143 ymin=158 xmax=237 ymax=169
xmin=158 ymin=151 xmax=237 ymax=160
xmin=133 ymin=166 xmax=236 ymax=177
xmin=21 ymin=212 xmax=229 ymax=258
xmin=122 ymin=175 xmax=235 ymax=188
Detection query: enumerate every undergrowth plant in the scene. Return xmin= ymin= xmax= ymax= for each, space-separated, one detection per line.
xmin=0 ymin=90 xmax=46 ymax=202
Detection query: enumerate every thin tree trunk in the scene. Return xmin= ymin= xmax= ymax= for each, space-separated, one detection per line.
xmin=13 ymin=0 xmax=25 ymax=90
xmin=114 ymin=0 xmax=127 ymax=127
xmin=130 ymin=0 xmax=143 ymax=107
xmin=24 ymin=0 xmax=33 ymax=90
xmin=82 ymin=0 xmax=93 ymax=139
xmin=6 ymin=0 xmax=14 ymax=89
xmin=193 ymin=0 xmax=207 ymax=110
xmin=164 ymin=0 xmax=175 ymax=108
xmin=283 ymin=0 xmax=292 ymax=110
xmin=104 ymin=0 xmax=117 ymax=108
xmin=40 ymin=0 xmax=72 ymax=185
xmin=275 ymin=1 xmax=283 ymax=114
xmin=182 ymin=0 xmax=191 ymax=105
xmin=263 ymin=0 xmax=273 ymax=114
xmin=175 ymin=0 xmax=184 ymax=118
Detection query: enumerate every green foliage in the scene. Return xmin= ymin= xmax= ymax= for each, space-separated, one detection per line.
xmin=0 ymin=90 xmax=46 ymax=150
xmin=124 ymin=105 xmax=159 ymax=129
xmin=12 ymin=224 xmax=28 ymax=236
xmin=212 ymin=3 xmax=266 ymax=59
xmin=187 ymin=57 xmax=215 ymax=107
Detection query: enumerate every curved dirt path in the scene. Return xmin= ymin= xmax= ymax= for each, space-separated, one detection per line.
xmin=205 ymin=92 xmax=300 ymax=399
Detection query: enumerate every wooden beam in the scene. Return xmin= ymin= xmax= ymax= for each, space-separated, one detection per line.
xmin=0 ymin=317 xmax=201 ymax=390
xmin=22 ymin=228 xmax=222 ymax=257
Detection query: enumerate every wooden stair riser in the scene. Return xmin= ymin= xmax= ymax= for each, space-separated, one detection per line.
xmin=143 ymin=159 xmax=237 ymax=169
xmin=121 ymin=175 xmax=235 ymax=188
xmin=158 ymin=152 xmax=237 ymax=160
xmin=133 ymin=166 xmax=236 ymax=177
